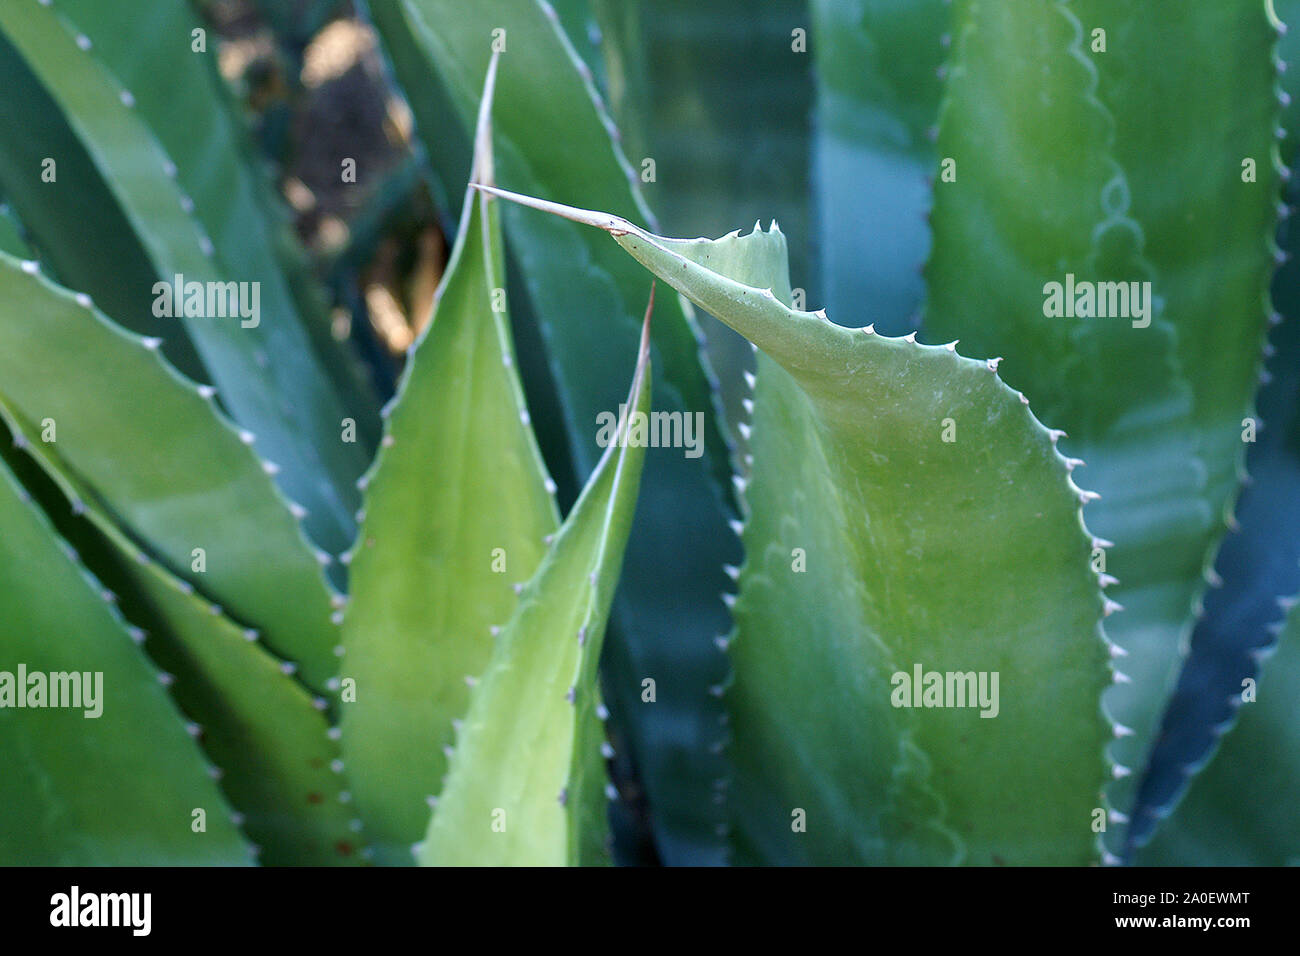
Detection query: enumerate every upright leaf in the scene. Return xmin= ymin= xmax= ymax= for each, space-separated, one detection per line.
xmin=1127 ymin=175 xmax=1300 ymax=849
xmin=419 ymin=306 xmax=652 ymax=866
xmin=481 ymin=184 xmax=1112 ymax=864
xmin=367 ymin=0 xmax=738 ymax=862
xmin=53 ymin=0 xmax=383 ymax=469
xmin=642 ymin=0 xmax=814 ymax=280
xmin=341 ymin=56 xmax=560 ymax=865
xmin=0 ymin=30 xmax=207 ymax=378
xmin=1277 ymin=0 xmax=1300 ymax=166
xmin=925 ymin=0 xmax=1283 ymax=856
xmin=636 ymin=0 xmax=815 ymax=480
xmin=1075 ymin=0 xmax=1284 ymax=854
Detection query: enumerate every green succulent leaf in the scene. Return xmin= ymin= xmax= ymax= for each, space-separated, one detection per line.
xmin=0 ymin=0 xmax=366 ymax=556
xmin=0 ymin=253 xmax=339 ymax=694
xmin=418 ymin=306 xmax=652 ymax=866
xmin=53 ymin=0 xmax=384 ymax=478
xmin=368 ymin=0 xmax=738 ymax=861
xmin=0 ymin=402 xmax=358 ymax=866
xmin=340 ymin=57 xmax=561 ymax=865
xmin=1138 ymin=599 xmax=1300 ymax=865
xmin=0 ymin=30 xmax=203 ymax=377
xmin=1130 ymin=164 xmax=1300 ymax=856
xmin=1078 ymin=3 xmax=1283 ymax=848
xmin=922 ymin=0 xmax=1282 ymax=853
xmin=812 ymin=0 xmax=950 ymax=335
xmin=0 ymin=455 xmax=251 ymax=866
xmin=480 ymin=184 xmax=1112 ymax=864
xmin=119 ymin=568 xmax=360 ymax=867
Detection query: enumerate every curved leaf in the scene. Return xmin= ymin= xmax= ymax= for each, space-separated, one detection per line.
xmin=340 ymin=59 xmax=561 ymax=865
xmin=480 ymin=184 xmax=1112 ymax=864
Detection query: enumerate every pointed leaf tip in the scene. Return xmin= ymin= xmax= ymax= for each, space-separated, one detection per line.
xmin=470 ymin=50 xmax=502 ymax=189
xmin=470 ymin=184 xmax=640 ymax=237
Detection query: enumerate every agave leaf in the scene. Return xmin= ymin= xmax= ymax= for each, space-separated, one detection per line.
xmin=49 ymin=0 xmax=383 ymax=464
xmin=0 ymin=31 xmax=207 ymax=379
xmin=584 ymin=0 xmax=645 ymax=162
xmin=0 ymin=254 xmax=338 ymax=693
xmin=924 ymin=1 xmax=1171 ymax=856
xmin=0 ymin=455 xmax=251 ymax=866
xmin=546 ymin=0 xmax=602 ymax=72
xmin=418 ymin=305 xmax=652 ymax=866
xmin=640 ymin=0 xmax=813 ymax=276
xmin=1077 ymin=5 xmax=1283 ymax=850
xmin=1129 ymin=4 xmax=1300 ymax=851
xmin=0 ymin=400 xmax=357 ymax=866
xmin=0 ymin=1 xmax=365 ymax=556
xmin=480 ymin=184 xmax=1111 ymax=864
xmin=340 ymin=57 xmax=561 ymax=865
xmin=812 ymin=0 xmax=950 ymax=335
xmin=922 ymin=0 xmax=1283 ymax=854
xmin=367 ymin=0 xmax=738 ymax=862
xmin=1137 ymin=599 xmax=1300 ymax=866
xmin=116 ymin=567 xmax=361 ymax=866
xmin=1126 ymin=168 xmax=1300 ymax=849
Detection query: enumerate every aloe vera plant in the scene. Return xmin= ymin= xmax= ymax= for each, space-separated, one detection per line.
xmin=1 ymin=0 xmax=1297 ymax=868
